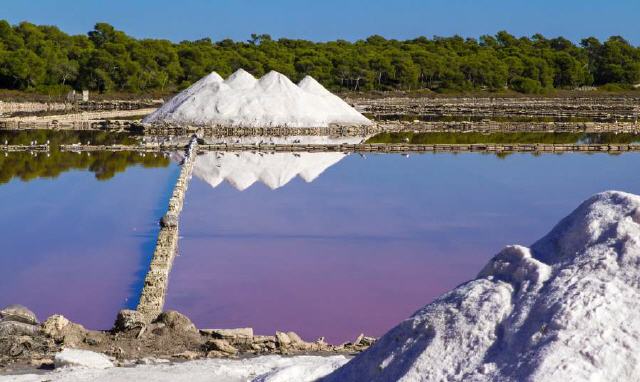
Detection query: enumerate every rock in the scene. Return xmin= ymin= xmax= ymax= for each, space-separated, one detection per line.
xmin=286 ymin=331 xmax=305 ymax=345
xmin=41 ymin=315 xmax=87 ymax=346
xmin=30 ymin=358 xmax=54 ymax=369
xmin=84 ymin=333 xmax=102 ymax=346
xmin=41 ymin=315 xmax=70 ymax=339
xmin=160 ymin=214 xmax=178 ymax=228
xmin=0 ymin=336 xmax=34 ymax=358
xmin=275 ymin=331 xmax=291 ymax=347
xmin=153 ymin=311 xmax=197 ymax=334
xmin=0 ymin=321 xmax=38 ymax=336
xmin=359 ymin=336 xmax=376 ymax=347
xmin=201 ymin=327 xmax=253 ymax=339
xmin=0 ymin=305 xmax=38 ymax=325
xmin=136 ymin=357 xmax=170 ymax=365
xmin=285 ymin=331 xmax=311 ymax=350
xmin=173 ymin=350 xmax=200 ymax=360
xmin=204 ymin=339 xmax=237 ymax=355
xmin=201 ymin=328 xmax=253 ymax=347
xmin=54 ymin=349 xmax=114 ymax=369
xmin=113 ymin=309 xmax=146 ymax=332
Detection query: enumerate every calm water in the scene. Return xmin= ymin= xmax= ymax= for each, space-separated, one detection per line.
xmin=1 ymin=133 xmax=639 ymax=342
xmin=164 ymin=151 xmax=640 ymax=343
xmin=0 ymin=149 xmax=177 ymax=328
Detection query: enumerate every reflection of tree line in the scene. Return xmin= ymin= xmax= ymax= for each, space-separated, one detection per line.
xmin=0 ymin=130 xmax=169 ymax=183
xmin=0 ymin=150 xmax=170 ymax=183
xmin=0 ymin=130 xmax=139 ymax=147
xmin=367 ymin=132 xmax=640 ymax=145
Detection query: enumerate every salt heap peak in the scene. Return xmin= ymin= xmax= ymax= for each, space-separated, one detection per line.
xmin=147 ymin=71 xmax=223 ymax=122
xmin=298 ymin=75 xmax=334 ymax=96
xmin=143 ymin=70 xmax=372 ymax=127
xmin=324 ymin=191 xmax=640 ymax=382
xmin=225 ymin=69 xmax=258 ymax=90
xmin=259 ymin=70 xmax=299 ymax=91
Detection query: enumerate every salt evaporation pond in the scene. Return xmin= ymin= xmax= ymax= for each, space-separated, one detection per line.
xmin=2 ymin=131 xmax=640 ymax=342
xmin=165 ymin=151 xmax=640 ymax=343
xmin=0 ymin=131 xmax=178 ymax=329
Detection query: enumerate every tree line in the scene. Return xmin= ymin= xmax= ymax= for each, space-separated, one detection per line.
xmin=0 ymin=21 xmax=639 ymax=95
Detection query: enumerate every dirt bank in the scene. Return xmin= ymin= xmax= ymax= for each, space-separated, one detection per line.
xmin=0 ymin=305 xmax=374 ymax=374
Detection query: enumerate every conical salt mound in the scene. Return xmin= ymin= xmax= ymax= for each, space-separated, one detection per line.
xmin=324 ymin=191 xmax=640 ymax=382
xmin=143 ymin=70 xmax=372 ymax=127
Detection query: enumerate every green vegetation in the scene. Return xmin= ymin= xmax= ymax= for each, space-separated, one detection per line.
xmin=366 ymin=132 xmax=640 ymax=145
xmin=0 ymin=130 xmax=169 ymax=183
xmin=0 ymin=21 xmax=639 ymax=95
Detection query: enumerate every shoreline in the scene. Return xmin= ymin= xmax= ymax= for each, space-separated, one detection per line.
xmin=0 ymin=305 xmax=374 ymax=373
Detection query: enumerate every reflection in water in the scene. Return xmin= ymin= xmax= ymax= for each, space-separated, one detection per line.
xmin=0 ymin=151 xmax=170 ymax=184
xmin=174 ymin=136 xmax=365 ymax=191
xmin=0 ymin=155 xmax=179 ymax=329
xmin=187 ymin=151 xmax=349 ymax=191
xmin=0 ymin=130 xmax=169 ymax=183
xmin=0 ymin=130 xmax=140 ymax=147
xmin=166 ymin=152 xmax=640 ymax=343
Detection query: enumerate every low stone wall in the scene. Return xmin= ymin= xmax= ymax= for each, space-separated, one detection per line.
xmin=0 ymin=144 xmax=49 ymax=152
xmin=352 ymin=96 xmax=640 ymax=120
xmin=58 ymin=142 xmax=640 ymax=154
xmin=379 ymin=120 xmax=640 ymax=134
xmin=138 ymin=123 xmax=382 ymax=137
xmin=0 ymin=101 xmax=70 ymax=115
xmin=0 ymin=100 xmax=161 ymax=115
xmin=136 ymin=137 xmax=198 ymax=320
xmin=196 ymin=143 xmax=640 ymax=154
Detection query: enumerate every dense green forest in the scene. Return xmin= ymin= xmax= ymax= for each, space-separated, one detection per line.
xmin=0 ymin=21 xmax=639 ymax=95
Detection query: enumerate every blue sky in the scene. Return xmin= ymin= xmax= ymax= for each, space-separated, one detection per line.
xmin=3 ymin=0 xmax=639 ymax=44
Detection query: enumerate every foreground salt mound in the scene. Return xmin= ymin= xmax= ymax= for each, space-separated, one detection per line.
xmin=143 ymin=69 xmax=372 ymax=127
xmin=324 ymin=191 xmax=640 ymax=382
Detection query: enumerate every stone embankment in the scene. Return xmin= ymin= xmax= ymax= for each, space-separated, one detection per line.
xmin=139 ymin=123 xmax=381 ymax=137
xmin=0 ymin=101 xmax=70 ymax=115
xmin=0 ymin=108 xmax=156 ymax=129
xmin=0 ymin=99 xmax=161 ymax=116
xmin=0 ymin=144 xmax=49 ymax=152
xmin=379 ymin=120 xmax=640 ymax=133
xmin=58 ymin=142 xmax=640 ymax=154
xmin=352 ymin=96 xmax=640 ymax=120
xmin=0 ymin=304 xmax=374 ymax=371
xmin=136 ymin=137 xmax=197 ymax=320
xmin=5 ymin=118 xmax=639 ymax=135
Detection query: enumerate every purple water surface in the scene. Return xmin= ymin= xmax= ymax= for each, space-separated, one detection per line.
xmin=0 ymin=163 xmax=178 ymax=328
xmin=165 ymin=152 xmax=640 ymax=343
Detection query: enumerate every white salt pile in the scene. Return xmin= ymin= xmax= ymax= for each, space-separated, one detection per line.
xmin=54 ymin=348 xmax=114 ymax=369
xmin=173 ymin=136 xmax=363 ymax=191
xmin=323 ymin=190 xmax=640 ymax=382
xmin=10 ymin=355 xmax=348 ymax=382
xmin=143 ymin=69 xmax=372 ymax=127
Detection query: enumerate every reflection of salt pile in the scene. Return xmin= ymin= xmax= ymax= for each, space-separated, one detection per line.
xmin=144 ymin=69 xmax=372 ymax=127
xmin=173 ymin=136 xmax=362 ymax=191
xmin=325 ymin=191 xmax=640 ymax=382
